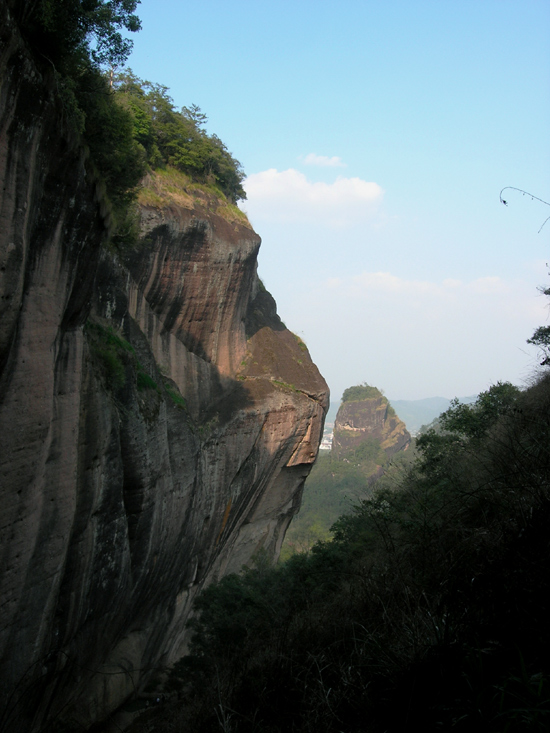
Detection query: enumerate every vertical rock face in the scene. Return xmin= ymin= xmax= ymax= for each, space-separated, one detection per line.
xmin=0 ymin=9 xmax=328 ymax=732
xmin=332 ymin=388 xmax=410 ymax=461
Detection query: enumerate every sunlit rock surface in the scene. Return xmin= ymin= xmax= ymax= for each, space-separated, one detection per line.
xmin=0 ymin=7 xmax=328 ymax=730
xmin=332 ymin=392 xmax=410 ymax=460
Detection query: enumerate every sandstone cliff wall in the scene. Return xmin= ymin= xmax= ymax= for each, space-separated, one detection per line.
xmin=332 ymin=395 xmax=410 ymax=460
xmin=0 ymin=8 xmax=328 ymax=731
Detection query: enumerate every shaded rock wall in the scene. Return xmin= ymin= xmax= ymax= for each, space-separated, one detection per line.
xmin=0 ymin=8 xmax=328 ymax=731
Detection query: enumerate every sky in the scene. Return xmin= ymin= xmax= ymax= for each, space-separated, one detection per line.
xmin=125 ymin=0 xmax=550 ymax=402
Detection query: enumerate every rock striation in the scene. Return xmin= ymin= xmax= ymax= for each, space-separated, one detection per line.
xmin=332 ymin=386 xmax=410 ymax=464
xmin=0 ymin=8 xmax=328 ymax=731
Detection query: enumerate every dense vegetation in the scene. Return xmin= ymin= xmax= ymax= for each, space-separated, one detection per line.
xmin=16 ymin=6 xmax=550 ymax=730
xmin=17 ymin=0 xmax=246 ymax=249
xmin=128 ymin=376 xmax=550 ymax=732
xmin=113 ymin=71 xmax=246 ymax=203
xmin=16 ymin=0 xmax=141 ymax=70
xmin=281 ymin=447 xmax=414 ymax=558
xmin=341 ymin=383 xmax=383 ymax=402
xmin=527 ymin=286 xmax=550 ymax=365
xmin=281 ymin=453 xmax=372 ymax=553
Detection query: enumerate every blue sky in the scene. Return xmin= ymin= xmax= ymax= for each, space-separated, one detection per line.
xmin=126 ymin=0 xmax=550 ymax=402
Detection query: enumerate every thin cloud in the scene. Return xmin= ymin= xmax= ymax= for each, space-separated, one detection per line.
xmin=286 ymin=271 xmax=547 ymax=401
xmin=242 ymin=168 xmax=383 ymax=225
xmin=348 ymin=272 xmax=514 ymax=300
xmin=303 ymin=153 xmax=346 ymax=168
xmin=319 ymin=272 xmax=541 ymax=331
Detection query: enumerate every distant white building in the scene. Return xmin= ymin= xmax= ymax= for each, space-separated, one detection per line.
xmin=319 ymin=422 xmax=334 ymax=451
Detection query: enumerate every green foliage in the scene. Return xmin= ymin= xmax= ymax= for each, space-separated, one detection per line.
xmin=21 ymin=0 xmax=141 ymax=71
xmin=528 ymin=324 xmax=550 ymax=365
xmin=146 ymin=374 xmax=550 ymax=733
xmin=341 ymin=382 xmax=382 ymax=402
xmin=527 ymin=282 xmax=550 ymax=365
xmin=18 ymin=6 xmax=246 ymax=253
xmin=282 ymin=453 xmax=369 ymax=556
xmin=85 ymin=321 xmax=133 ymax=389
xmin=86 ymin=321 xmax=167 ymax=399
xmin=165 ymin=383 xmax=187 ymax=409
xmin=17 ymin=2 xmax=146 ymax=246
xmin=282 ymin=447 xmax=415 ymax=559
xmin=528 ymin=324 xmax=550 ymax=348
xmin=347 ymin=435 xmax=387 ymax=465
xmin=417 ymin=381 xmax=520 ymax=459
xmin=136 ymin=370 xmax=157 ymax=392
xmin=76 ymin=68 xmax=147 ymax=217
xmin=113 ymin=71 xmax=246 ymax=203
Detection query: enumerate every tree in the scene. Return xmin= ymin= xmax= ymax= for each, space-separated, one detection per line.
xmin=113 ymin=72 xmax=247 ymax=202
xmin=527 ymin=284 xmax=550 ymax=366
xmin=182 ymin=104 xmax=208 ymax=131
xmin=341 ymin=383 xmax=382 ymax=402
xmin=528 ymin=324 xmax=550 ymax=366
xmin=438 ymin=381 xmax=520 ymax=441
xmin=20 ymin=0 xmax=141 ymax=70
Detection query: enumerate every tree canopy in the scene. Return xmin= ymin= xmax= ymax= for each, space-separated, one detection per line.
xmin=16 ymin=5 xmax=246 ymax=244
xmin=139 ymin=374 xmax=550 ymax=733
xmin=113 ymin=71 xmax=246 ymax=203
xmin=341 ymin=383 xmax=383 ymax=402
xmin=20 ymin=0 xmax=141 ymax=70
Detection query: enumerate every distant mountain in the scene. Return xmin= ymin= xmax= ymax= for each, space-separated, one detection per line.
xmin=389 ymin=395 xmax=477 ymax=435
xmin=326 ymin=395 xmax=478 ymax=439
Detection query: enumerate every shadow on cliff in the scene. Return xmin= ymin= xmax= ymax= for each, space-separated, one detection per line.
xmin=199 ymin=376 xmax=255 ymax=426
xmin=245 ymin=288 xmax=286 ymax=338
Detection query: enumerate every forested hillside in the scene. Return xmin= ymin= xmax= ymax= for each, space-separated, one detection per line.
xmin=128 ymin=375 xmax=550 ymax=732
xmin=282 ymin=385 xmax=413 ymax=555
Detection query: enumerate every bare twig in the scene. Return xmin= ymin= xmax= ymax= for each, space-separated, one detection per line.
xmin=499 ymin=187 xmax=550 ymax=233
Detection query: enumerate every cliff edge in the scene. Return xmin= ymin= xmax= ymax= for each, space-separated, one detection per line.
xmin=0 ymin=8 xmax=328 ymax=731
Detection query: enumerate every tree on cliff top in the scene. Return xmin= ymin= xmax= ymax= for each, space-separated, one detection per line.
xmin=19 ymin=0 xmax=141 ymax=70
xmin=17 ymin=0 xmax=246 ymax=238
xmin=113 ymin=71 xmax=247 ymax=203
xmin=341 ymin=383 xmax=383 ymax=402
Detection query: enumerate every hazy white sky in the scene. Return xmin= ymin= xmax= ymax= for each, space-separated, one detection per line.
xmin=127 ymin=0 xmax=550 ymax=401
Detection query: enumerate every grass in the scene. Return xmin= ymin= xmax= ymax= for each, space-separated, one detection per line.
xmin=271 ymin=379 xmax=298 ymax=392
xmin=137 ymin=188 xmax=165 ymax=208
xmin=293 ymin=333 xmax=308 ymax=352
xmin=165 ymin=383 xmax=187 ymax=409
xmin=86 ymin=321 xmax=161 ymax=396
xmin=137 ymin=167 xmax=251 ymax=226
xmin=216 ymin=202 xmax=249 ymax=224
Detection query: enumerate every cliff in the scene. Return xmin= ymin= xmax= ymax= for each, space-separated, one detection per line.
xmin=0 ymin=8 xmax=328 ymax=732
xmin=332 ymin=386 xmax=410 ymax=466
